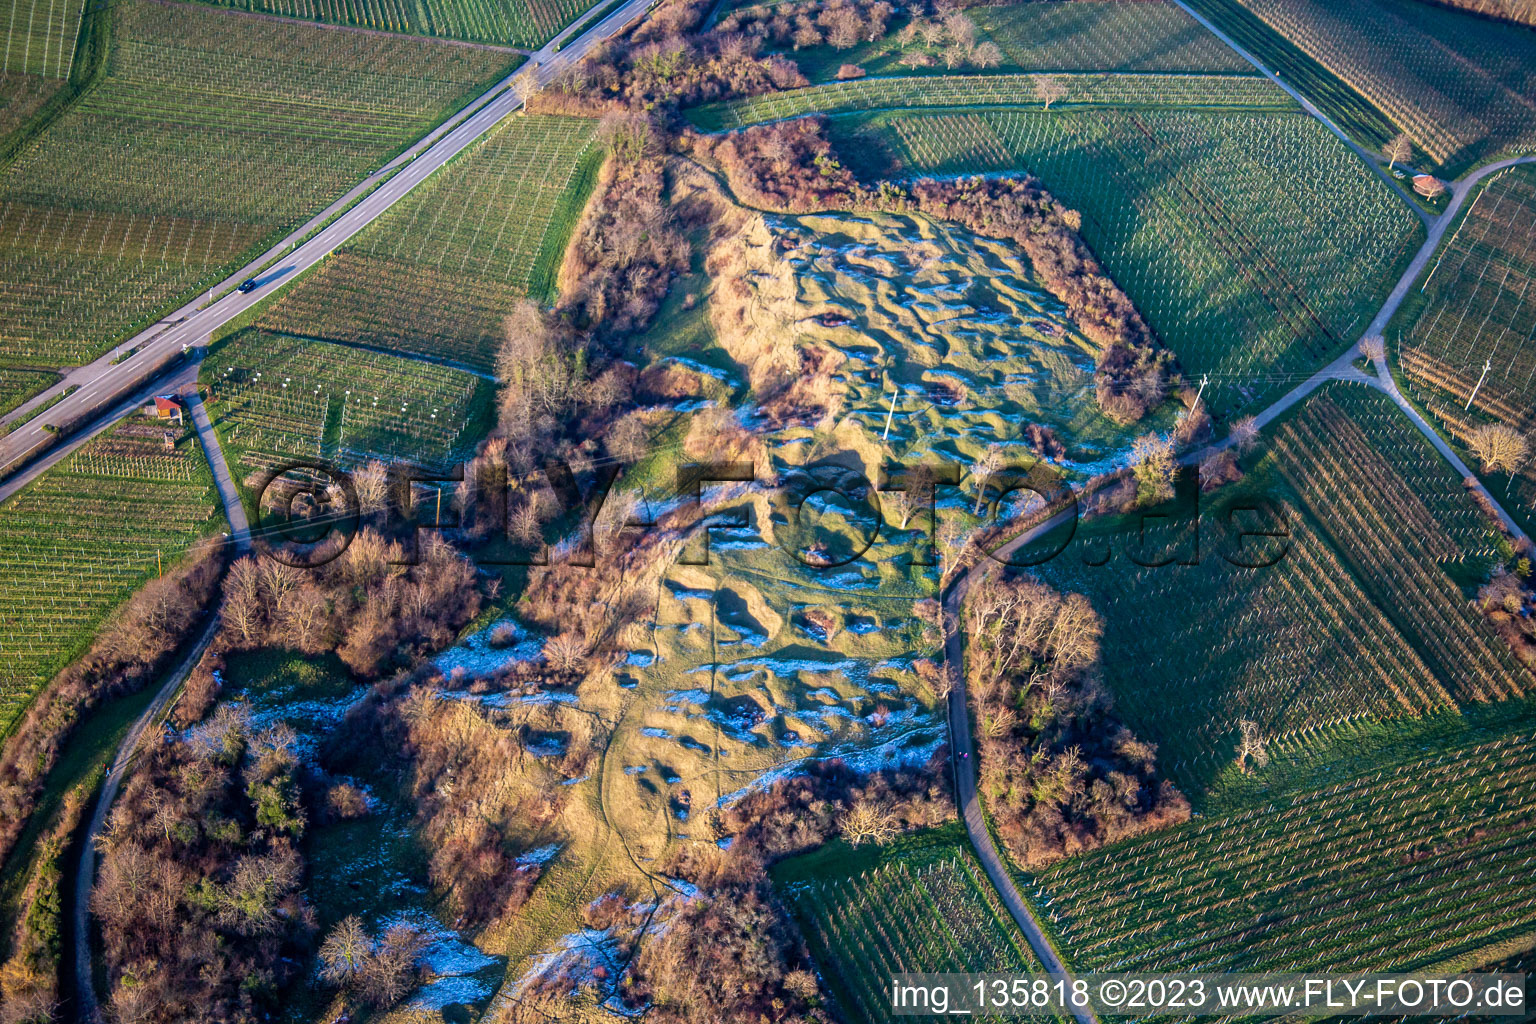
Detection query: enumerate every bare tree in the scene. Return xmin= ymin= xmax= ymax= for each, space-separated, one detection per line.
xmin=544 ymin=631 xmax=591 ymax=671
xmin=1131 ymin=432 xmax=1177 ymax=507
xmin=972 ymin=445 xmax=1006 ymax=514
xmin=353 ymin=459 xmax=390 ymax=513
xmin=1360 ymin=335 xmax=1386 ymax=363
xmin=1467 ymin=423 xmax=1529 ymax=476
xmin=971 ymin=40 xmax=1003 ymax=68
xmin=1230 ymin=415 xmax=1260 ymax=454
xmin=1036 ymin=74 xmax=1068 ymax=110
xmin=1236 ymin=719 xmax=1269 ymax=774
xmin=840 ymin=797 xmax=901 ymax=846
xmin=942 ymin=10 xmax=977 ymax=47
xmin=1383 ymin=132 xmax=1414 ymax=171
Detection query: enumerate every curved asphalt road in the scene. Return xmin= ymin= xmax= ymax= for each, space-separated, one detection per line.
xmin=0 ymin=0 xmax=656 ymax=479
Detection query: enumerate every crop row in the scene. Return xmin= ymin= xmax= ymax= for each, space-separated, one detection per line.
xmin=0 ymin=0 xmax=83 ymax=79
xmin=866 ymin=107 xmax=1418 ymax=417
xmin=0 ymin=0 xmax=513 ymax=367
xmin=688 ymin=72 xmax=1292 ymax=131
xmin=203 ymin=330 xmax=483 ymax=469
xmin=261 ymin=114 xmax=601 ymax=370
xmin=1239 ymin=0 xmax=1536 ymax=173
xmin=1030 ymin=719 xmax=1536 ymax=974
xmin=969 ymin=1 xmax=1253 ymax=75
xmin=1408 ymin=167 xmax=1536 ymax=424
xmin=789 ymin=857 xmax=1042 ymax=1024
xmin=0 ymin=368 xmax=55 ymax=417
xmin=204 ymin=0 xmax=589 ymax=48
xmin=1273 ymin=390 xmax=1524 ymax=703
xmin=0 ymin=423 xmax=215 ymax=733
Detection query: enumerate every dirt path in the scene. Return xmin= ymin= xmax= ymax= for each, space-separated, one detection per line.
xmin=70 ymin=363 xmax=251 ymax=1022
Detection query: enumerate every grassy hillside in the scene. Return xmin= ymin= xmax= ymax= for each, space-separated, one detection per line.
xmin=0 ymin=0 xmax=515 ymax=369
xmin=258 ymin=114 xmax=601 ymax=371
xmin=827 ymin=107 xmax=1421 ymax=418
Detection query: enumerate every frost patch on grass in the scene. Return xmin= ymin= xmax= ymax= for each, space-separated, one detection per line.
xmin=434 ymin=617 xmax=544 ymax=678
xmin=641 ymin=727 xmax=673 ymax=738
xmin=716 ymin=726 xmax=946 ymax=807
xmin=392 ymin=912 xmax=503 ymax=1012
xmin=516 ymin=843 xmax=563 ymax=867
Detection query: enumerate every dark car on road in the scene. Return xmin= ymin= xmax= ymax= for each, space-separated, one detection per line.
xmin=237 ymin=278 xmax=258 ymax=293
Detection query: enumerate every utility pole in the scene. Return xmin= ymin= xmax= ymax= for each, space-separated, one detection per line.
xmin=1465 ymin=359 xmax=1491 ymax=411
xmin=882 ymin=384 xmax=898 ymax=441
xmin=1194 ymin=372 xmax=1210 ymax=407
xmin=435 ymin=486 xmax=443 ymax=528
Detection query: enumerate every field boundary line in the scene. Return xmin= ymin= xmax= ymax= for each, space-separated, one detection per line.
xmin=143 ymin=0 xmax=533 ymax=52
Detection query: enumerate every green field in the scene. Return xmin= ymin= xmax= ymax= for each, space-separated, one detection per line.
xmin=687 ymin=72 xmax=1292 ymax=131
xmin=0 ymin=0 xmax=87 ymax=141
xmin=0 ymin=367 xmax=54 ymax=416
xmin=1027 ymin=698 xmax=1536 ymax=974
xmin=776 ymin=826 xmax=1051 ymax=1024
xmin=827 ymin=108 xmax=1420 ymax=417
xmin=1030 ymin=385 xmax=1524 ymax=795
xmin=971 ymin=1 xmax=1253 ymax=75
xmin=0 ymin=0 xmax=515 ymax=369
xmin=1200 ymin=0 xmax=1536 ymax=175
xmin=259 ymin=113 xmax=601 ymax=371
xmin=0 ymin=418 xmax=216 ymax=734
xmin=196 ymin=0 xmax=591 ymax=48
xmin=0 ymin=0 xmax=84 ymax=79
xmin=202 ymin=329 xmax=492 ymax=472
xmin=1397 ymin=166 xmax=1536 ymax=529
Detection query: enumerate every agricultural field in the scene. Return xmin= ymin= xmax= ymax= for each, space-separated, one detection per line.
xmin=687 ymin=72 xmax=1292 ymax=131
xmin=776 ymin=827 xmax=1051 ymax=1024
xmin=1033 ymin=384 xmax=1524 ymax=795
xmin=258 ymin=113 xmax=601 ymax=371
xmin=0 ymin=0 xmax=515 ymax=369
xmin=196 ymin=0 xmax=591 ymax=48
xmin=970 ymin=1 xmax=1254 ymax=75
xmin=0 ymin=0 xmax=87 ymax=140
xmin=1397 ymin=166 xmax=1536 ymax=523
xmin=0 ymin=367 xmax=54 ymax=416
xmin=201 ymin=329 xmax=492 ymax=473
xmin=0 ymin=0 xmax=84 ymax=80
xmin=0 ymin=417 xmax=215 ymax=734
xmin=1027 ymin=698 xmax=1536 ymax=974
xmin=828 ymin=108 xmax=1421 ymax=417
xmin=1221 ymin=0 xmax=1536 ymax=175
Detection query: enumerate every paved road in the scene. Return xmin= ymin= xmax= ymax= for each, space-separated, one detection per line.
xmin=940 ymin=540 xmax=1099 ymax=1024
xmin=71 ymin=609 xmax=222 ymax=1024
xmin=0 ymin=0 xmax=656 ymax=478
